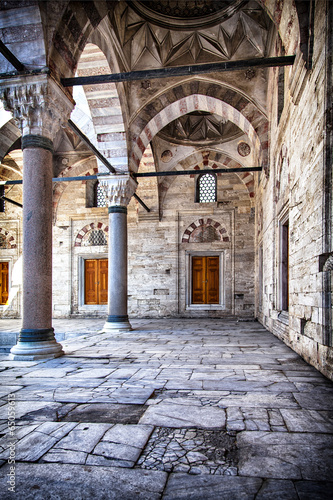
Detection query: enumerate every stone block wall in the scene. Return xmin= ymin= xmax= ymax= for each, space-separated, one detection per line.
xmin=256 ymin=3 xmax=333 ymax=379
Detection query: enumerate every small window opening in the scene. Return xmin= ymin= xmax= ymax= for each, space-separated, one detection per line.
xmin=197 ymin=173 xmax=217 ymax=203
xmin=95 ymin=182 xmax=107 ymax=208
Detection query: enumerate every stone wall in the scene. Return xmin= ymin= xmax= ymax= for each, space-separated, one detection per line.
xmin=255 ymin=2 xmax=333 ymax=380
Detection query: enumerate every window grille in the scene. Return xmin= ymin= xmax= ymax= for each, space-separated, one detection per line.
xmin=198 ymin=173 xmax=217 ymax=203
xmin=95 ymin=182 xmax=107 ymax=208
xmin=88 ymin=229 xmax=107 ymax=246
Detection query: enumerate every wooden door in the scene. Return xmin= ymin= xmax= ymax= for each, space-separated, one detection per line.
xmin=84 ymin=259 xmax=108 ymax=305
xmin=0 ymin=262 xmax=9 ymax=305
xmin=192 ymin=256 xmax=219 ymax=304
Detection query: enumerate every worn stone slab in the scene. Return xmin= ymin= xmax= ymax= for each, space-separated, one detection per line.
xmin=163 ymin=474 xmax=263 ymax=499
xmin=217 ymin=392 xmax=299 ymax=408
xmin=255 ymin=479 xmax=298 ymax=499
xmin=139 ymin=403 xmax=226 ymax=429
xmin=0 ymin=401 xmax=62 ymax=420
xmin=280 ymin=409 xmax=333 ymax=433
xmin=202 ymin=381 xmax=297 ymax=392
xmin=238 ymin=432 xmax=333 ymax=480
xmin=293 ymin=392 xmax=333 ymax=411
xmin=61 ymin=403 xmax=147 ymax=424
xmin=41 ymin=448 xmax=87 ymax=464
xmin=295 ymin=480 xmax=333 ymax=499
xmin=54 ymin=423 xmax=111 ymax=453
xmin=102 ymin=423 xmax=153 ymax=448
xmin=0 ymin=385 xmax=23 ymax=398
xmin=93 ymin=441 xmax=142 ymax=462
xmin=0 ymin=463 xmax=167 ymax=499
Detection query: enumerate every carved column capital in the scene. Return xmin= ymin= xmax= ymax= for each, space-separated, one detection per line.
xmin=0 ymin=74 xmax=74 ymax=140
xmin=100 ymin=174 xmax=138 ymax=208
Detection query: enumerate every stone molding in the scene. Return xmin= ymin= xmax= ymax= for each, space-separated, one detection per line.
xmin=100 ymin=175 xmax=137 ymax=208
xmin=0 ymin=75 xmax=74 ymax=140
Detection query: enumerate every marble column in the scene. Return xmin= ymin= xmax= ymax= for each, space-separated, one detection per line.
xmin=0 ymin=75 xmax=74 ymax=359
xmin=100 ymin=175 xmax=137 ymax=332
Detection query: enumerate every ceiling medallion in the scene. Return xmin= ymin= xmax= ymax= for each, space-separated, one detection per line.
xmin=237 ymin=142 xmax=251 ymax=157
xmin=130 ymin=0 xmax=246 ymax=30
xmin=161 ymin=150 xmax=173 ymax=163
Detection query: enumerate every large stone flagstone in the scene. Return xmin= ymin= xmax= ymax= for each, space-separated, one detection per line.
xmin=139 ymin=403 xmax=226 ymax=428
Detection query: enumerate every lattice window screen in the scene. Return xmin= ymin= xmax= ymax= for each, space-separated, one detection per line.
xmin=199 ymin=174 xmax=216 ymax=203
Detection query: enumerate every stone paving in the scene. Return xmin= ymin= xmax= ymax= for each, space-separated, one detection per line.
xmin=0 ymin=318 xmax=332 ymax=499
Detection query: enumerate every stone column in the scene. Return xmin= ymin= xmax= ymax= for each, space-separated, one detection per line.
xmin=0 ymin=75 xmax=74 ymax=359
xmin=100 ymin=175 xmax=137 ymax=332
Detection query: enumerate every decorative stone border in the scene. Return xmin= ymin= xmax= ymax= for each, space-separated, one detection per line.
xmin=74 ymin=222 xmax=108 ymax=247
xmin=182 ymin=218 xmax=229 ymax=243
xmin=0 ymin=228 xmax=17 ymax=248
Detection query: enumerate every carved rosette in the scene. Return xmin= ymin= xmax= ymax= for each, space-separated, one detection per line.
xmin=0 ymin=75 xmax=74 ymax=140
xmin=100 ymin=175 xmax=138 ymax=208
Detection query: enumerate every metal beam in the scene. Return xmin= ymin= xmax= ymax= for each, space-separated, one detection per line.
xmin=0 ymin=39 xmax=25 ymax=72
xmin=133 ymin=193 xmax=150 ymax=212
xmin=133 ymin=167 xmax=262 ymax=178
xmin=0 ymin=175 xmax=151 ymax=213
xmin=61 ymin=56 xmax=295 ymax=87
xmin=67 ymin=119 xmax=116 ymax=174
xmin=1 ymin=196 xmax=22 ymax=208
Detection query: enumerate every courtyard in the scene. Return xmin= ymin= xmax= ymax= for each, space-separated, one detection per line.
xmin=0 ymin=318 xmax=332 ymax=499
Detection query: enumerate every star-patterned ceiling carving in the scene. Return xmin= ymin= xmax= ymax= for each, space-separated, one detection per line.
xmin=158 ymin=111 xmax=242 ymax=145
xmin=114 ymin=1 xmax=270 ymax=70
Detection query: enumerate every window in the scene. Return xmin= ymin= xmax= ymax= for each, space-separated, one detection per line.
xmin=94 ymin=182 xmax=107 ymax=208
xmin=197 ymin=173 xmax=217 ymax=203
xmin=279 ymin=219 xmax=289 ymax=311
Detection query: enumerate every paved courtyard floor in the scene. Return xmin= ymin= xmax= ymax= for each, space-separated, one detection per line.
xmin=0 ymin=318 xmax=332 ymax=499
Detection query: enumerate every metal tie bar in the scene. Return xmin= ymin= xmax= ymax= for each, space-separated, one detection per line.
xmin=133 ymin=167 xmax=262 ymax=178
xmin=61 ymin=56 xmax=295 ymax=87
xmin=0 ymin=39 xmax=25 ymax=72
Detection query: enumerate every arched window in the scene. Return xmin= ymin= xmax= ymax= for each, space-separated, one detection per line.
xmin=197 ymin=173 xmax=217 ymax=203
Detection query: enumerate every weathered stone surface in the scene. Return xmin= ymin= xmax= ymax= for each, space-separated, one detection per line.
xmin=163 ymin=474 xmax=263 ymax=499
xmin=0 ymin=463 xmax=168 ymax=499
xmin=140 ymin=403 xmax=226 ymax=429
xmin=238 ymin=432 xmax=333 ymax=480
xmin=102 ymin=423 xmax=153 ymax=448
xmin=54 ymin=423 xmax=111 ymax=453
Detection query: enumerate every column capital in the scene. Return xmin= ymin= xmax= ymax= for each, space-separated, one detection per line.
xmin=100 ymin=174 xmax=138 ymax=208
xmin=0 ymin=74 xmax=74 ymax=140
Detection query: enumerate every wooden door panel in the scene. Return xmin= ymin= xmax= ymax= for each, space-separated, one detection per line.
xmin=192 ymin=256 xmax=205 ymax=304
xmin=85 ymin=260 xmax=98 ymax=305
xmin=207 ymin=256 xmax=219 ymax=304
xmin=0 ymin=262 xmax=9 ymax=305
xmin=98 ymin=259 xmax=108 ymax=305
xmin=192 ymin=256 xmax=219 ymax=305
xmin=85 ymin=259 xmax=108 ymax=305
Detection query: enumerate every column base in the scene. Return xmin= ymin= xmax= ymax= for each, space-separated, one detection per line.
xmin=102 ymin=315 xmax=132 ymax=332
xmin=10 ymin=340 xmax=64 ymax=361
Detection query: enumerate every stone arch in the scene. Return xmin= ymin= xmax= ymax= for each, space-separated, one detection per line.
xmin=0 ymin=228 xmax=17 ymax=249
xmin=74 ymin=222 xmax=108 ymax=247
xmin=182 ymin=218 xmax=229 ymax=244
xmin=0 ymin=120 xmax=21 ymax=163
xmin=131 ymin=93 xmax=266 ymax=172
xmin=49 ymin=1 xmax=118 ymax=80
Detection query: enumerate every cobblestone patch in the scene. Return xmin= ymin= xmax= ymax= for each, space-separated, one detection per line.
xmin=137 ymin=427 xmax=238 ymax=475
